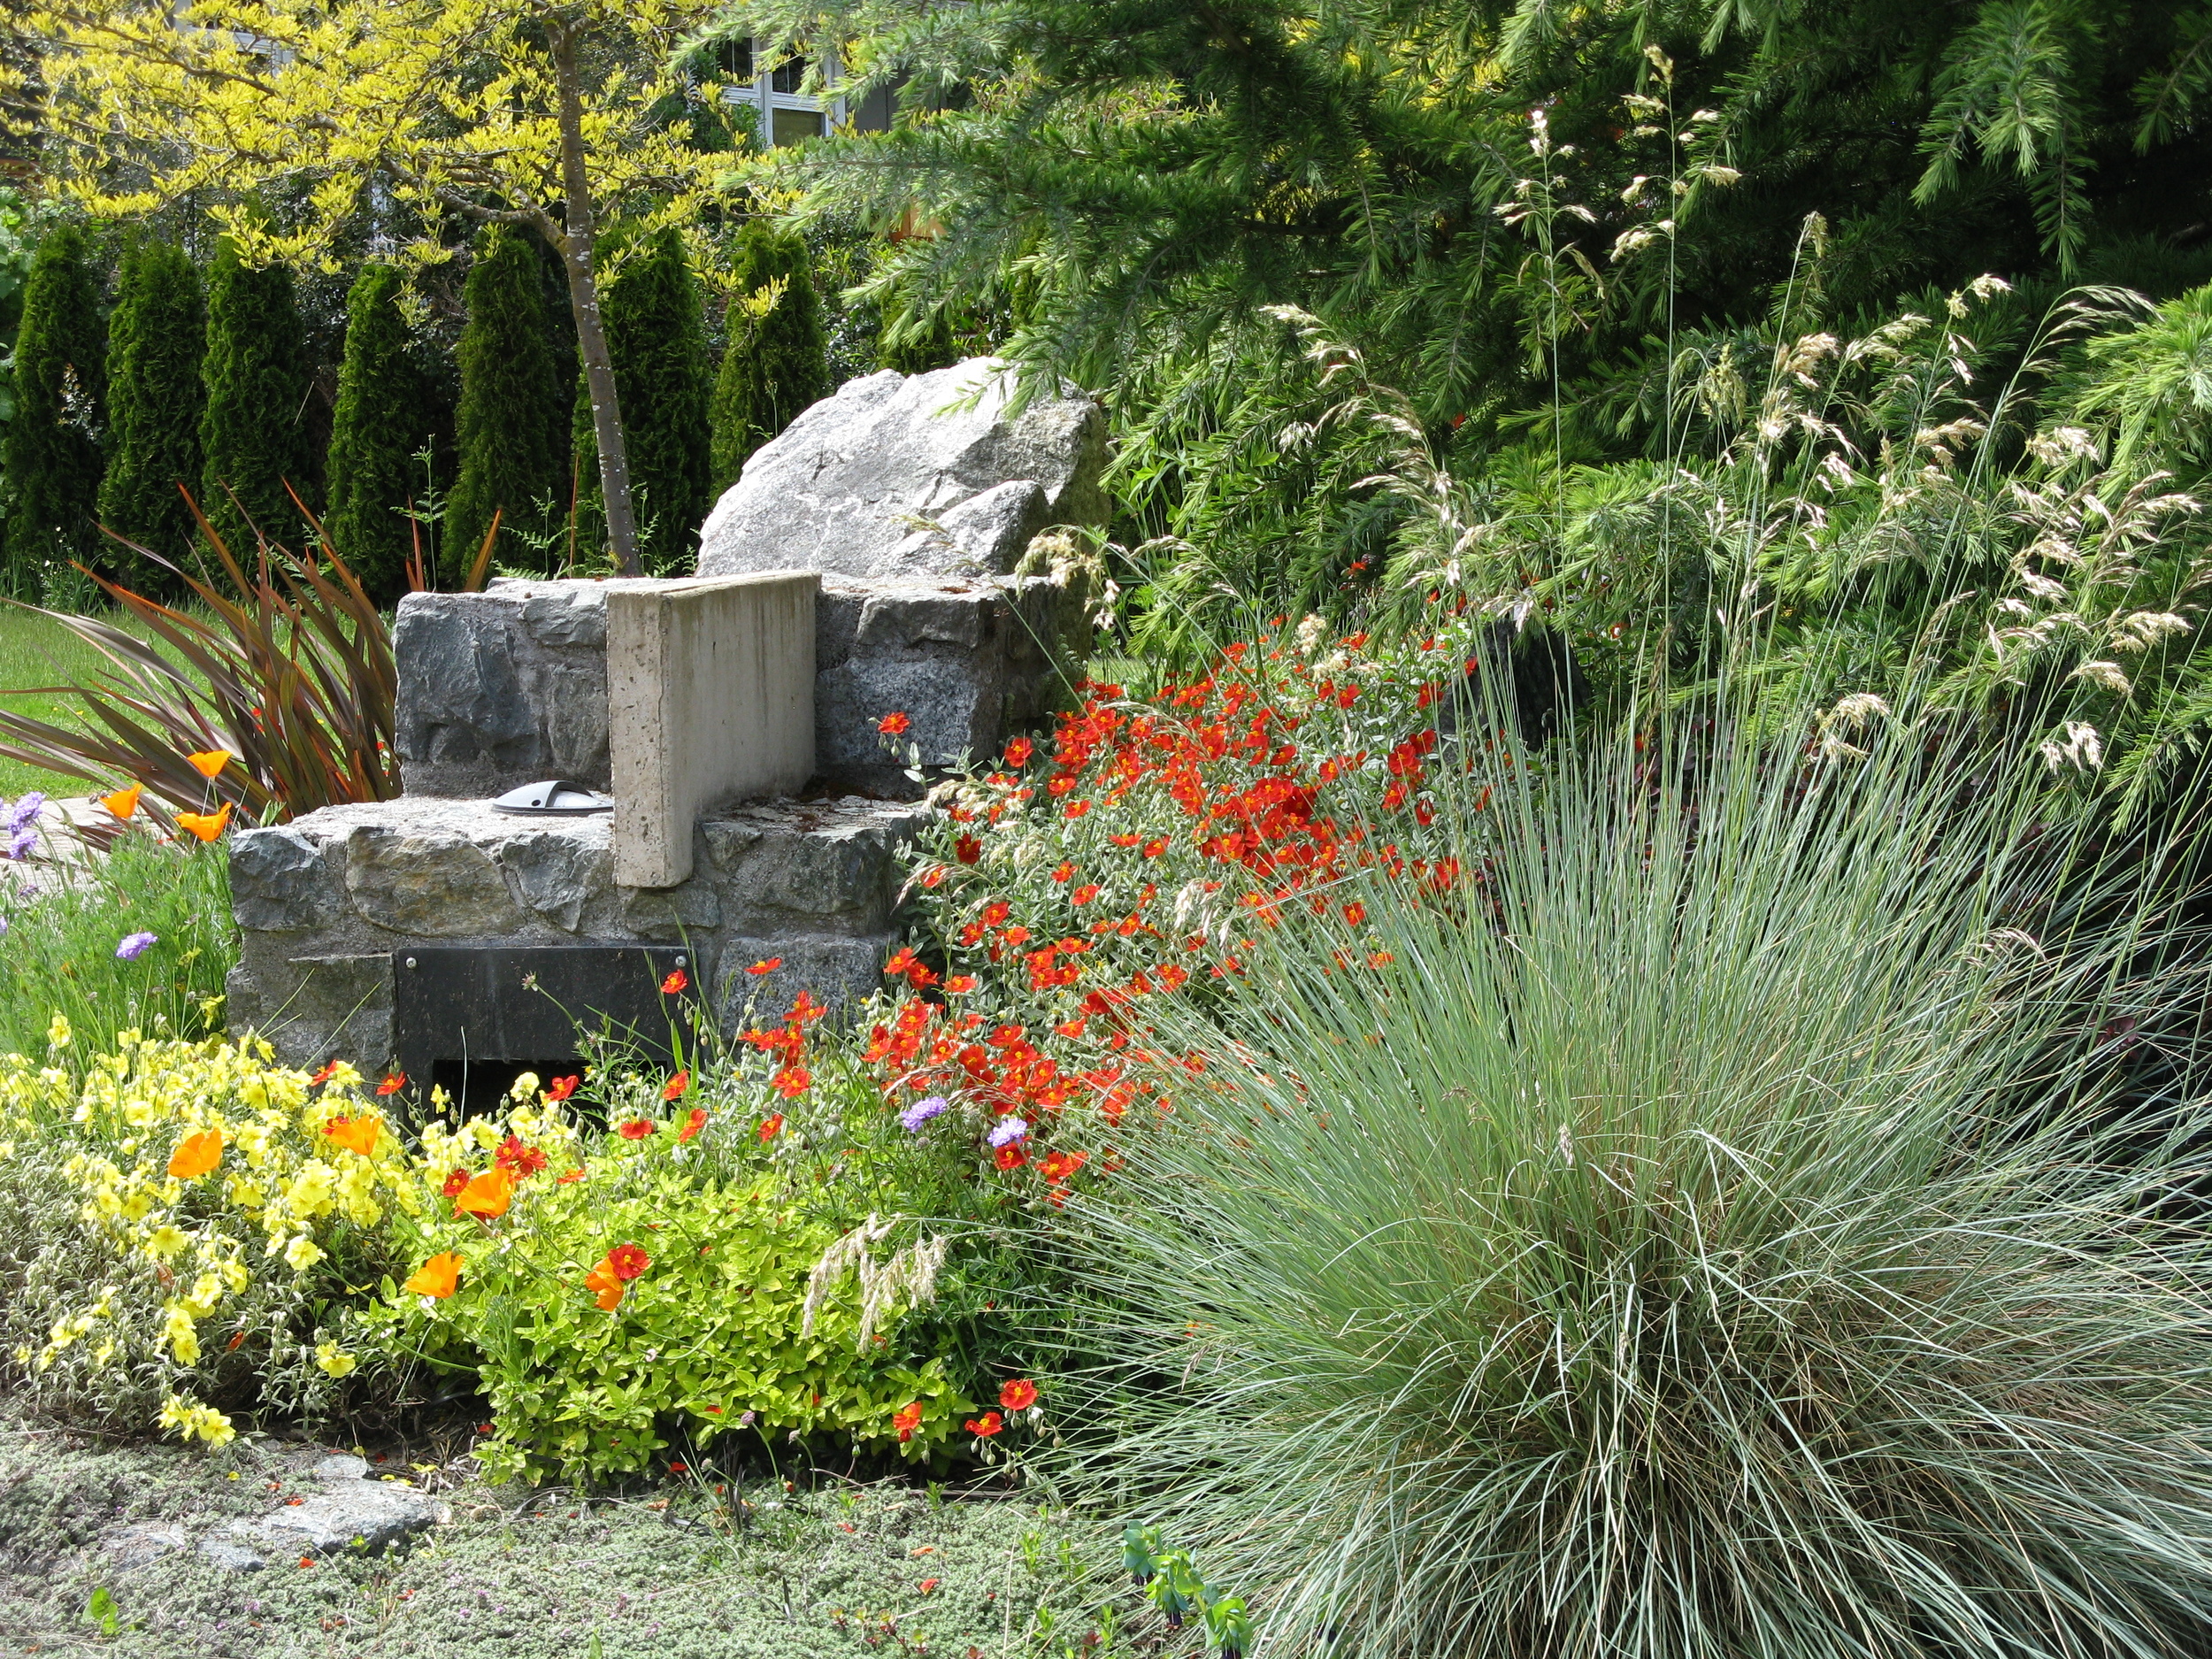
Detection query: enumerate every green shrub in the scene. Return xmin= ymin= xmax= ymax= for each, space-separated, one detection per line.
xmin=0 ymin=824 xmax=232 ymax=1058
xmin=1 ymin=223 xmax=106 ymax=592
xmin=448 ymin=226 xmax=568 ymax=578
xmin=98 ymin=238 xmax=206 ymax=582
xmin=322 ymin=264 xmax=428 ymax=599
xmin=1060 ymin=710 xmax=2212 ymax=1659
xmin=198 ymin=238 xmax=313 ymax=551
xmin=710 ymin=220 xmax=829 ymax=491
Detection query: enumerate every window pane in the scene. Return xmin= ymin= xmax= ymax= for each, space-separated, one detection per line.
xmin=711 ymin=37 xmax=754 ymax=80
xmin=771 ymin=106 xmax=826 ymax=146
xmin=770 ymin=54 xmax=810 ymax=94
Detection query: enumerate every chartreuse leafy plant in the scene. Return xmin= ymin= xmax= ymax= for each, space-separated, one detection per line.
xmin=1062 ymin=699 xmax=2212 ymax=1659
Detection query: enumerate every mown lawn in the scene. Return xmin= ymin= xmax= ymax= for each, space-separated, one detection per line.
xmin=0 ymin=603 xmax=184 ymax=801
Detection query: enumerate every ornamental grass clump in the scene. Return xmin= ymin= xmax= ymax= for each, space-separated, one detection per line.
xmin=1070 ymin=712 xmax=2212 ymax=1659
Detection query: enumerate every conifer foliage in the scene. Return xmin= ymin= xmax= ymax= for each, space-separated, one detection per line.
xmin=710 ymin=220 xmax=829 ymax=492
xmin=199 ymin=238 xmax=313 ymax=552
xmin=99 ymin=238 xmax=206 ymax=579
xmin=324 ymin=264 xmax=426 ymax=598
xmin=1 ymin=222 xmax=105 ymax=587
xmin=573 ymin=227 xmax=712 ymax=572
xmin=449 ymin=226 xmax=567 ymax=578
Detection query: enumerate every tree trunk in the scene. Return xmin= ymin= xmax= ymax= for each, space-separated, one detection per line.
xmin=542 ymin=14 xmax=641 ymax=578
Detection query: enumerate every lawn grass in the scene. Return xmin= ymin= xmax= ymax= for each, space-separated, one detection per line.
xmin=0 ymin=603 xmax=190 ymax=801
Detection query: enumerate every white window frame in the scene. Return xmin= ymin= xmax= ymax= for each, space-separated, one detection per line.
xmin=720 ymin=41 xmax=846 ymax=146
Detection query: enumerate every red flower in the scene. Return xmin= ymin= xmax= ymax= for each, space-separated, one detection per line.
xmin=1004 ymin=737 xmax=1033 ymax=765
xmin=618 ymin=1118 xmax=657 ymax=1141
xmin=944 ymin=974 xmax=978 ymax=994
xmin=1039 ymin=1148 xmax=1087 ymax=1182
xmin=759 ymin=1111 xmax=786 ymax=1141
xmin=1071 ymin=884 xmax=1101 ymax=905
xmin=661 ymin=968 xmax=688 ymax=995
xmin=441 ymin=1168 xmax=471 ymax=1198
xmin=495 ymin=1135 xmax=549 ymax=1178
xmin=375 ymin=1071 xmax=407 ymax=1097
xmin=964 ymin=1411 xmax=1003 ymax=1438
xmin=1051 ymin=862 xmax=1075 ymax=883
xmin=884 ymin=946 xmax=920 ymax=978
xmin=605 ymin=1242 xmax=650 ymax=1281
xmin=677 ymin=1107 xmax=707 ymax=1144
xmin=999 ymin=1379 xmax=1039 ymax=1411
xmin=746 ymin=956 xmax=782 ymax=976
xmin=1343 ymin=902 xmax=1366 ymax=926
xmin=918 ymin=1577 xmax=941 ymax=1595
xmin=545 ymin=1074 xmax=581 ymax=1102
xmin=995 ymin=1142 xmax=1028 ymax=1171
xmin=557 ymin=1169 xmax=586 ymax=1185
xmin=955 ymin=833 xmax=982 ymax=864
xmin=893 ymin=1401 xmax=924 ymax=1442
xmin=663 ymin=1071 xmax=689 ymax=1102
xmin=307 ymin=1061 xmax=338 ymax=1087
xmin=879 ymin=710 xmax=911 ymax=735
xmin=772 ymin=1064 xmax=810 ymax=1098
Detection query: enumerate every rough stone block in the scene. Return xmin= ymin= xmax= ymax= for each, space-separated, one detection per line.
xmin=229 ymin=826 xmax=341 ymax=933
xmin=715 ymin=933 xmax=897 ymax=1028
xmin=606 ymin=572 xmax=817 ymax=888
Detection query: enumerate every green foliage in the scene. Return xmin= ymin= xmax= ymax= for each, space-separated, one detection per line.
xmin=449 ymin=227 xmax=568 ymax=579
xmin=98 ymin=240 xmax=207 ymax=584
xmin=710 ymin=220 xmax=829 ymax=493
xmin=323 ymin=265 xmax=428 ymax=601
xmin=573 ymin=227 xmax=713 ymax=573
xmin=197 ymin=240 xmax=313 ymax=553
xmin=0 ymin=829 xmax=232 ymax=1060
xmin=1 ymin=223 xmax=105 ymax=589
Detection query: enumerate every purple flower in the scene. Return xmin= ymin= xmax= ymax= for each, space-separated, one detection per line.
xmin=899 ymin=1095 xmax=949 ymax=1133
xmin=4 ymin=828 xmax=35 ymax=862
xmin=987 ymin=1116 xmax=1029 ymax=1148
xmin=2 ymin=793 xmax=43 ymax=833
xmin=116 ymin=932 xmax=158 ymax=961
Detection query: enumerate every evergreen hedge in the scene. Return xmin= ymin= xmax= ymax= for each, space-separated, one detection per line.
xmin=2 ymin=223 xmax=106 ymax=588
xmin=199 ymin=238 xmax=313 ymax=552
xmin=709 ymin=220 xmax=829 ymax=493
xmin=448 ymin=226 xmax=566 ymax=578
xmin=323 ymin=263 xmax=424 ymax=597
xmin=572 ymin=226 xmax=711 ymax=573
xmin=99 ymin=238 xmax=205 ymax=580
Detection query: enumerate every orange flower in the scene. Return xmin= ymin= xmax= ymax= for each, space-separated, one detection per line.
xmin=878 ymin=710 xmax=911 ymax=735
xmin=166 ymin=1128 xmax=223 ymax=1180
xmin=771 ymin=1065 xmax=809 ymax=1099
xmin=557 ymin=1169 xmax=585 ymax=1185
xmin=1369 ymin=951 xmax=1394 ymax=968
xmin=746 ymin=957 xmax=782 ymax=976
xmin=944 ymin=974 xmax=978 ymax=994
xmin=618 ymin=1118 xmax=657 ymax=1140
xmin=175 ymin=803 xmax=233 ymax=842
xmin=307 ymin=1061 xmax=338 ymax=1087
xmin=661 ymin=968 xmax=688 ymax=995
xmin=892 ymin=1401 xmax=924 ymax=1442
xmin=453 ymin=1166 xmax=513 ymax=1219
xmin=661 ymin=1071 xmax=689 ymax=1102
xmin=544 ymin=1074 xmax=580 ymax=1102
xmin=1039 ymin=1148 xmax=1087 ymax=1182
xmin=584 ymin=1261 xmax=625 ymax=1310
xmin=676 ymin=1107 xmax=706 ymax=1144
xmin=918 ymin=1578 xmax=940 ymax=1595
xmin=1343 ymin=902 xmax=1366 ymax=926
xmin=375 ymin=1071 xmax=407 ymax=1097
xmin=404 ymin=1252 xmax=461 ymax=1299
xmin=99 ymin=784 xmax=142 ymax=820
xmin=883 ymin=946 xmax=919 ymax=978
xmin=605 ymin=1242 xmax=650 ymax=1281
xmin=186 ymin=749 xmax=232 ymax=780
xmin=441 ymin=1168 xmax=471 ymax=1197
xmin=321 ymin=1113 xmax=380 ymax=1157
xmin=1003 ymin=736 xmax=1033 ymax=765
xmin=758 ymin=1111 xmax=786 ymax=1141
xmin=964 ymin=1411 xmax=1003 ymax=1438
xmin=998 ymin=1379 xmax=1039 ymax=1411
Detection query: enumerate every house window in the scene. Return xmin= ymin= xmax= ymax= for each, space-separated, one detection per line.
xmin=718 ymin=40 xmax=842 ymax=146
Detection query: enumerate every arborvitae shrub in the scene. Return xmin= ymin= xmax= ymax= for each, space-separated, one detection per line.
xmin=199 ymin=239 xmax=313 ymax=551
xmin=324 ymin=264 xmax=426 ymax=598
xmin=449 ymin=227 xmax=566 ymax=578
xmin=710 ymin=220 xmax=830 ymax=494
xmin=99 ymin=239 xmax=206 ymax=583
xmin=2 ymin=222 xmax=107 ymax=589
xmin=573 ymin=226 xmax=712 ymax=573
xmin=878 ymin=305 xmax=959 ymax=376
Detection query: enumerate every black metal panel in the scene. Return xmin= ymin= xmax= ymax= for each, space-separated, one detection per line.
xmin=391 ymin=945 xmax=702 ymax=1107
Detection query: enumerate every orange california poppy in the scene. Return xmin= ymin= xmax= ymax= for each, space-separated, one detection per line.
xmin=175 ymin=803 xmax=233 ymax=842
xmin=676 ymin=1108 xmax=706 ymax=1144
xmin=453 ymin=1166 xmax=513 ymax=1220
xmin=544 ymin=1074 xmax=581 ymax=1102
xmin=584 ymin=1261 xmax=626 ymax=1310
xmin=605 ymin=1242 xmax=650 ymax=1281
xmin=321 ymin=1113 xmax=380 ymax=1157
xmin=99 ymin=784 xmax=142 ymax=820
xmin=999 ymin=1378 xmax=1039 ymax=1411
xmin=166 ymin=1128 xmax=223 ymax=1180
xmin=403 ymin=1252 xmax=461 ymax=1298
xmin=661 ymin=968 xmax=688 ymax=995
xmin=186 ymin=749 xmax=232 ymax=780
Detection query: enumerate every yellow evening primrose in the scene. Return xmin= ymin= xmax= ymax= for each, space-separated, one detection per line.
xmin=145 ymin=1224 xmax=189 ymax=1260
xmin=46 ymin=1015 xmax=71 ymax=1049
xmin=283 ymin=1234 xmax=325 ymax=1272
xmin=163 ymin=1305 xmax=201 ymax=1365
xmin=314 ymin=1341 xmax=357 ymax=1379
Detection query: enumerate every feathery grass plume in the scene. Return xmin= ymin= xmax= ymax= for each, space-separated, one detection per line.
xmin=1062 ymin=694 xmax=2212 ymax=1659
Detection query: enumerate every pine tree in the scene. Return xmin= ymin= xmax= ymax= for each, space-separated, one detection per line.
xmin=573 ymin=227 xmax=712 ymax=572
xmin=99 ymin=238 xmax=206 ymax=579
xmin=199 ymin=239 xmax=313 ymax=551
xmin=323 ymin=264 xmax=426 ymax=596
xmin=710 ymin=220 xmax=830 ymax=494
xmin=1 ymin=222 xmax=106 ymax=588
xmin=448 ymin=226 xmax=565 ymax=579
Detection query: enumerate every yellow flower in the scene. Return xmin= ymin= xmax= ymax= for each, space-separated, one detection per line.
xmin=163 ymin=1305 xmax=201 ymax=1365
xmin=313 ymin=1341 xmax=357 ymax=1379
xmin=145 ymin=1224 xmax=188 ymax=1260
xmin=46 ymin=1015 xmax=70 ymax=1050
xmin=283 ymin=1234 xmax=325 ymax=1272
xmin=158 ymin=1394 xmax=234 ymax=1448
